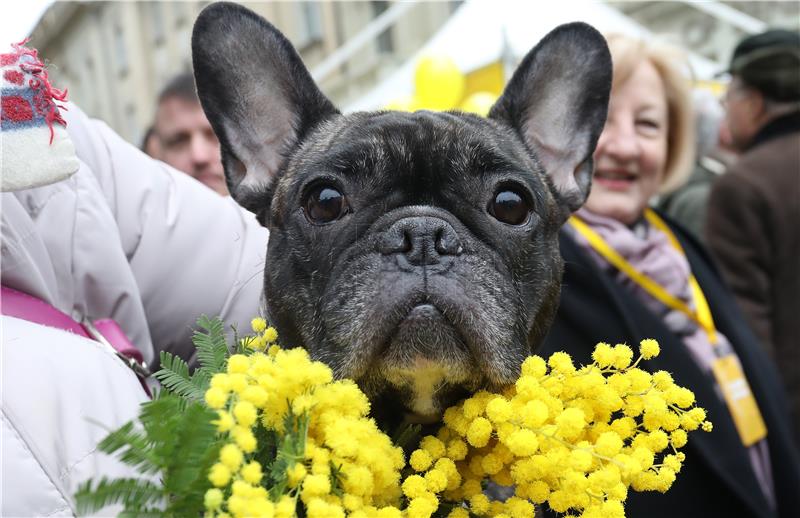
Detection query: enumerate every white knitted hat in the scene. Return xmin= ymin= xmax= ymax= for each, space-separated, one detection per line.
xmin=1 ymin=41 xmax=79 ymax=191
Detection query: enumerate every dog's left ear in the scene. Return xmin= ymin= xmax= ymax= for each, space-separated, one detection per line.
xmin=490 ymin=23 xmax=611 ymax=221
xmin=192 ymin=2 xmax=339 ymax=219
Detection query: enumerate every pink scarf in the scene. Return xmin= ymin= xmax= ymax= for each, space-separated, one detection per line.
xmin=573 ymin=207 xmax=717 ymax=368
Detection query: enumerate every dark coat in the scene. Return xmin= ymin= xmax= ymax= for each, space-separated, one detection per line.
xmin=706 ymin=112 xmax=800 ymax=448
xmin=539 ymin=219 xmax=800 ymax=518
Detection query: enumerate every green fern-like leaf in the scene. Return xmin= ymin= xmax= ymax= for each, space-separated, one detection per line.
xmin=170 ymin=434 xmax=223 ymax=516
xmin=164 ymin=404 xmax=221 ymax=515
xmin=193 ymin=315 xmax=229 ymax=374
xmin=95 ymin=422 xmax=160 ymax=475
xmin=163 ymin=403 xmax=217 ymax=492
xmin=118 ymin=509 xmax=163 ymax=518
xmin=74 ymin=477 xmax=163 ymax=516
xmin=189 ymin=369 xmax=212 ymax=396
xmin=78 ymin=394 xmax=221 ymax=516
xmin=76 ymin=317 xmax=238 ymax=516
xmin=77 ymin=316 xmax=251 ymax=516
xmin=154 ymin=352 xmax=205 ymax=402
xmin=138 ymin=395 xmax=187 ymax=463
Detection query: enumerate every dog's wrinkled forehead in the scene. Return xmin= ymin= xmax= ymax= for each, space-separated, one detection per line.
xmin=274 ymin=110 xmax=543 ymax=199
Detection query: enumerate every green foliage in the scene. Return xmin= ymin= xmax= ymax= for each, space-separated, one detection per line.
xmin=153 ymin=314 xmax=230 ymax=403
xmin=74 ymin=315 xmax=414 ymax=516
xmin=94 ymin=421 xmax=160 ymax=475
xmin=267 ymin=410 xmax=310 ymax=501
xmin=161 ymin=403 xmax=219 ymax=516
xmin=74 ymin=478 xmax=163 ymax=515
xmin=154 ymin=352 xmax=203 ymax=402
xmin=75 ymin=316 xmax=229 ymax=517
xmin=392 ymin=422 xmax=423 ymax=452
xmin=193 ymin=314 xmax=229 ymax=374
xmin=329 ymin=460 xmax=346 ymax=498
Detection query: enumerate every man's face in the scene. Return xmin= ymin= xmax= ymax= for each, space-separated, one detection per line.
xmin=154 ymin=96 xmax=227 ymax=195
xmin=723 ymin=77 xmax=762 ymax=151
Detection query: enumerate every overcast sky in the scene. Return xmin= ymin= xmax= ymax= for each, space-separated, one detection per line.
xmin=1 ymin=0 xmax=53 ymax=46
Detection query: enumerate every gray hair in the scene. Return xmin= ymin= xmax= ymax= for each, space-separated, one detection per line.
xmin=158 ymin=71 xmax=199 ymax=105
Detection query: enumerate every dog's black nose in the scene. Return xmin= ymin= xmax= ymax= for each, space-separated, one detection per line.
xmin=379 ymin=217 xmax=462 ymax=265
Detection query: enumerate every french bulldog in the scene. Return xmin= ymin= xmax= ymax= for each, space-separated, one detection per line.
xmin=192 ymin=2 xmax=611 ymax=428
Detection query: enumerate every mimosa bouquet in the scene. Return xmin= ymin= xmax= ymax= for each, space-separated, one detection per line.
xmin=75 ymin=317 xmax=711 ymax=517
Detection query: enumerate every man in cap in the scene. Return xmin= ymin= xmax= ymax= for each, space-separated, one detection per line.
xmin=706 ymin=29 xmax=800 ymax=446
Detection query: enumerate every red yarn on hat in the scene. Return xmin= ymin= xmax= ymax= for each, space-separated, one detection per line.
xmin=1 ymin=96 xmax=33 ymax=122
xmin=1 ymin=39 xmax=69 ymax=144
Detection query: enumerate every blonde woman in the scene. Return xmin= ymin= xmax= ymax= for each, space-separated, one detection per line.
xmin=539 ymin=34 xmax=800 ymax=517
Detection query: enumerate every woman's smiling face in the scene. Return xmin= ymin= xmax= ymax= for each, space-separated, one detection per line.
xmin=585 ymin=59 xmax=669 ymax=225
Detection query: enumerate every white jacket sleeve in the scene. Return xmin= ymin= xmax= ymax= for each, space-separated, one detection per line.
xmin=63 ymin=104 xmax=269 ymax=365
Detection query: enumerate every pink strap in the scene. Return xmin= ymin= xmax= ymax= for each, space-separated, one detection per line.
xmin=1 ymin=285 xmax=90 ymax=338
xmin=92 ymin=319 xmax=144 ymax=365
xmin=1 ymin=285 xmax=150 ymax=395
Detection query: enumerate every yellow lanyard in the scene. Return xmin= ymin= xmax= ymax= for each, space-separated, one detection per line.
xmin=570 ymin=210 xmax=768 ymax=446
xmin=568 ymin=209 xmax=718 ymax=345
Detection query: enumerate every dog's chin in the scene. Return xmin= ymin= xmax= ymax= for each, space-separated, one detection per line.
xmin=372 ymin=303 xmax=479 ymax=417
xmin=384 ymin=304 xmax=470 ymax=362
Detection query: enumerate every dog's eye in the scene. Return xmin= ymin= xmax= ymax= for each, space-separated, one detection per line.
xmin=489 ymin=189 xmax=530 ymax=225
xmin=305 ymin=185 xmax=348 ymax=224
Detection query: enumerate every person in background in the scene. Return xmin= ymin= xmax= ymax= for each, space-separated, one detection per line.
xmin=657 ymin=89 xmax=736 ymax=244
xmin=147 ymin=72 xmax=228 ymax=195
xmin=140 ymin=124 xmax=158 ymax=155
xmin=1 ymin=42 xmax=267 ymax=516
xmin=539 ymin=34 xmax=800 ymax=518
xmin=706 ymin=29 xmax=800 ymax=448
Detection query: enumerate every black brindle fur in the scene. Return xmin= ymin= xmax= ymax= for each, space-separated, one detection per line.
xmin=192 ymin=2 xmax=611 ymax=430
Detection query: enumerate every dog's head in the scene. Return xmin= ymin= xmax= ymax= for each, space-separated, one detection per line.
xmin=193 ymin=2 xmax=611 ymax=423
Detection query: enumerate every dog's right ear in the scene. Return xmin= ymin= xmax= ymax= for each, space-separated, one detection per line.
xmin=192 ymin=2 xmax=339 ymax=219
xmin=489 ymin=23 xmax=611 ymax=223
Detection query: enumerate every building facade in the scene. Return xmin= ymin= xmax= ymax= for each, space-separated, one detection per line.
xmin=611 ymin=1 xmax=800 ymax=64
xmin=27 ymin=1 xmax=795 ymax=146
xmin=29 ymin=1 xmax=459 ymax=146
